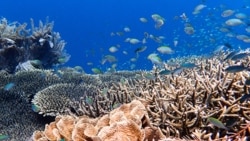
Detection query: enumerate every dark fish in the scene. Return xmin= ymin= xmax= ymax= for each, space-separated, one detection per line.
xmin=245 ymin=79 xmax=250 ymax=85
xmin=224 ymin=65 xmax=249 ymax=73
xmin=208 ymin=117 xmax=228 ymax=130
xmin=231 ymin=52 xmax=249 ymax=61
xmin=240 ymin=94 xmax=250 ymax=103
xmin=224 ymin=43 xmax=233 ymax=49
xmin=223 ymin=51 xmax=238 ymax=61
xmin=225 ymin=117 xmax=238 ymax=128
xmin=135 ymin=46 xmax=147 ymax=54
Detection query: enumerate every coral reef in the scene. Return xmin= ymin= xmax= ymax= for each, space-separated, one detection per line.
xmin=32 ymin=100 xmax=166 ymax=141
xmin=131 ymin=52 xmax=250 ymax=140
xmin=0 ymin=68 xmax=144 ymax=141
xmin=30 ymin=50 xmax=250 ymax=140
xmin=0 ymin=17 xmax=70 ymax=73
xmin=2 ymin=49 xmax=250 ymax=140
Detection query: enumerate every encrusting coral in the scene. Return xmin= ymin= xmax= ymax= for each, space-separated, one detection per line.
xmin=32 ymin=100 xmax=166 ymax=141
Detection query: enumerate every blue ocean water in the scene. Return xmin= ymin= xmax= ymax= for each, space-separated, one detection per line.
xmin=0 ymin=0 xmax=249 ymax=73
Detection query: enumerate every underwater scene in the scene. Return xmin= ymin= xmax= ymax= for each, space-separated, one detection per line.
xmin=1 ymin=0 xmax=250 ymax=140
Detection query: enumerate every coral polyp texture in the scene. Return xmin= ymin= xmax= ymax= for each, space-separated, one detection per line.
xmin=0 ymin=17 xmax=70 ymax=73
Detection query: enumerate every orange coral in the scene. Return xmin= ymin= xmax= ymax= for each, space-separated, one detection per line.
xmin=72 ymin=122 xmax=99 ymax=141
xmin=32 ymin=100 xmax=166 ymax=141
xmin=98 ymin=119 xmax=144 ymax=141
xmin=56 ymin=115 xmax=75 ymax=140
xmin=44 ymin=122 xmax=61 ymax=140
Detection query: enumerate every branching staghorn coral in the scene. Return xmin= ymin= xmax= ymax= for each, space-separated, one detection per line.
xmin=128 ymin=52 xmax=250 ymax=140
xmin=0 ymin=17 xmax=70 ymax=73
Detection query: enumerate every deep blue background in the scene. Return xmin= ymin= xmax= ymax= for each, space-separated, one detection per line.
xmin=0 ymin=0 xmax=249 ymax=73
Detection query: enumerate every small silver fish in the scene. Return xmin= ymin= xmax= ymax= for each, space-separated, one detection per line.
xmin=245 ymin=79 xmax=250 ymax=85
xmin=240 ymin=94 xmax=250 ymax=103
